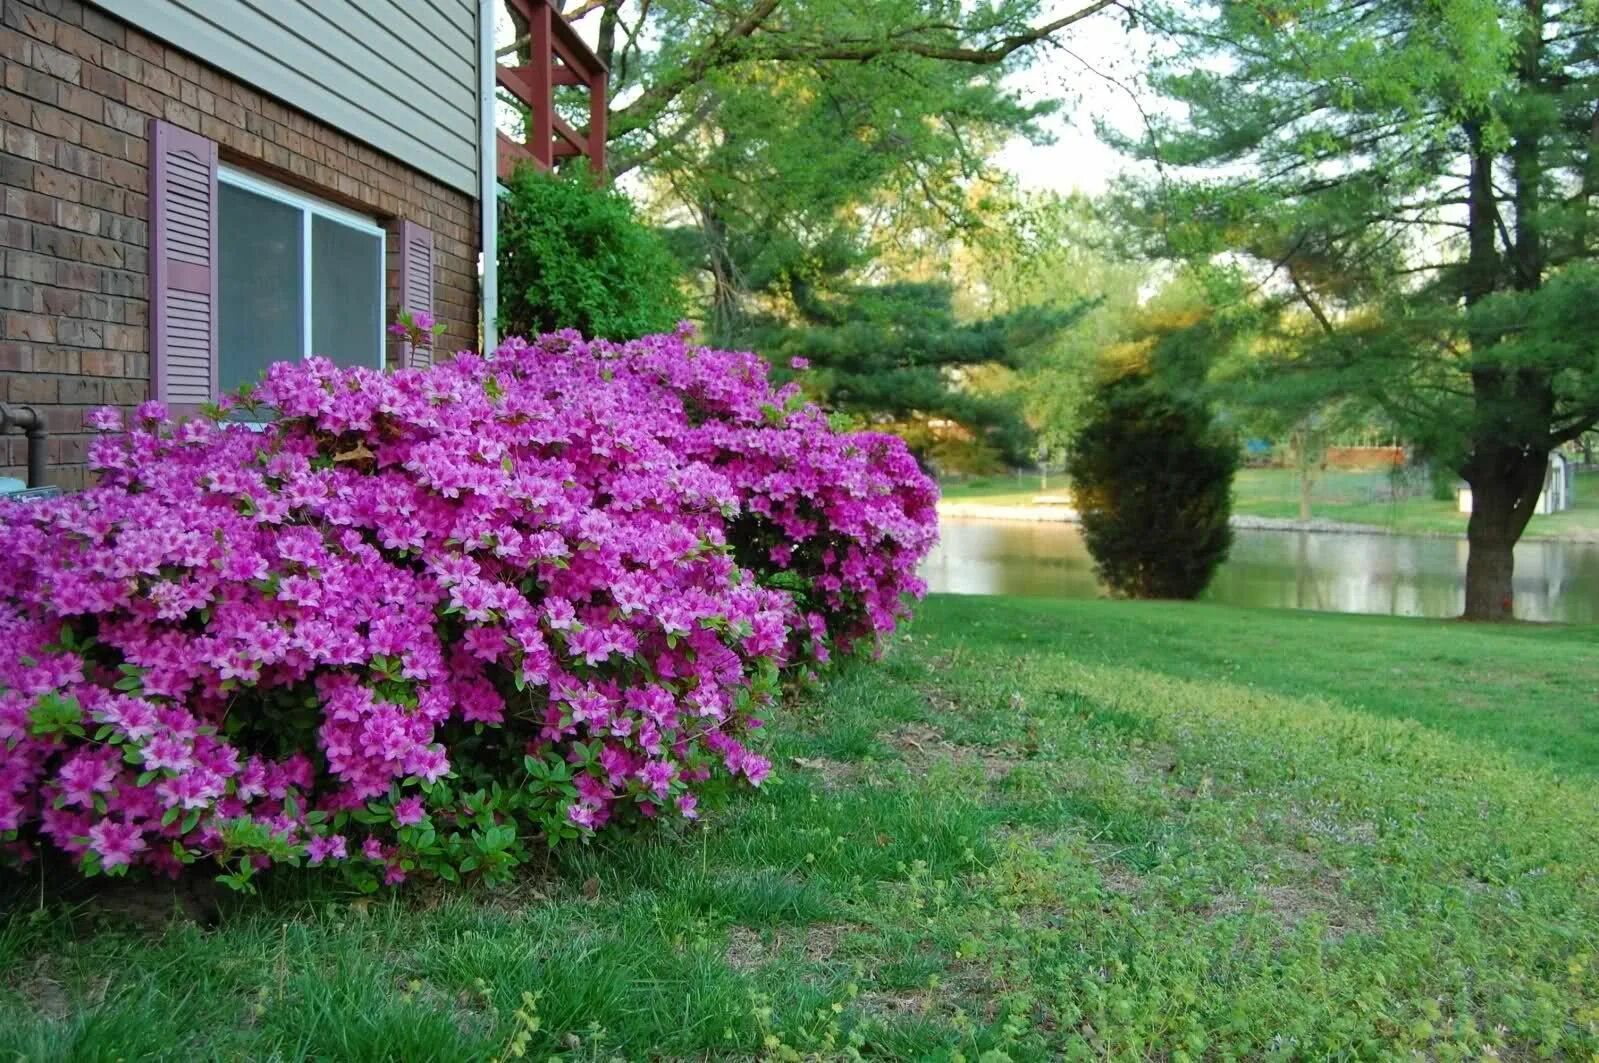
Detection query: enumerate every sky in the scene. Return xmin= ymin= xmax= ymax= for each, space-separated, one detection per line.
xmin=995 ymin=2 xmax=1163 ymax=197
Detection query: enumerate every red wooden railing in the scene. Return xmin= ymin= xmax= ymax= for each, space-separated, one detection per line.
xmin=497 ymin=0 xmax=608 ymax=179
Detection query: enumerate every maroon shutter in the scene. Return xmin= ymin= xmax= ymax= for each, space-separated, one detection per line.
xmin=148 ymin=119 xmax=219 ymax=410
xmin=398 ymin=220 xmax=435 ymax=368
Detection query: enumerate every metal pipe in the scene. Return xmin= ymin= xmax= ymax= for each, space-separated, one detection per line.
xmin=0 ymin=404 xmax=48 ymax=489
xmin=478 ymin=0 xmax=499 ymax=352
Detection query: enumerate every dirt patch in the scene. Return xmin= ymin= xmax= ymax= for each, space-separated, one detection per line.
xmin=11 ymin=954 xmax=107 ymax=1022
xmin=392 ymin=976 xmax=495 ymax=1041
xmin=725 ymin=923 xmax=852 ymax=973
xmin=883 ymin=723 xmax=1015 ymax=782
xmin=1201 ymin=875 xmax=1375 ymax=942
xmin=724 ymin=926 xmax=767 ymax=973
xmin=74 ymin=874 xmax=223 ymax=930
xmin=1097 ymin=861 xmax=1145 ymax=898
xmin=789 ymin=755 xmax=865 ymax=792
xmin=855 ymin=989 xmax=929 ymax=1018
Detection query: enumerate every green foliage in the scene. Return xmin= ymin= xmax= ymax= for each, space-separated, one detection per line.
xmin=975 ymin=192 xmax=1153 ymax=459
xmin=1067 ymin=331 xmax=1238 ymax=599
xmin=496 ymin=166 xmax=685 ymax=341
xmin=745 ymin=279 xmax=1084 ymax=467
xmin=5 ymin=596 xmax=1599 ymax=1057
xmin=1117 ymin=0 xmax=1599 ymax=617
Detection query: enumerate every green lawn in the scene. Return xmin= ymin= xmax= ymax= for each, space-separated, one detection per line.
xmin=942 ymin=468 xmax=1599 ymax=538
xmin=4 ymin=597 xmax=1598 ymax=1058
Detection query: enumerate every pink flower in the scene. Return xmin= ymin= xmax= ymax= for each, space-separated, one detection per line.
xmin=393 ymin=796 xmax=426 ymax=826
xmin=0 ymin=326 xmax=938 ymax=887
xmin=87 ymin=819 xmax=147 ymax=869
xmin=306 ymin=834 xmax=348 ymax=865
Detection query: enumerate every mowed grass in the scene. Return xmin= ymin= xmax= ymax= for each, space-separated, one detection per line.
xmin=941 ymin=468 xmax=1599 ymax=538
xmin=3 ymin=596 xmax=1598 ymax=1059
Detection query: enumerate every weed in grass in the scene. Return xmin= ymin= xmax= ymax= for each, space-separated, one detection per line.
xmin=2 ymin=596 xmax=1597 ymax=1058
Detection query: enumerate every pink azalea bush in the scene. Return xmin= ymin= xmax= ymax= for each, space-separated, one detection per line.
xmin=0 ymin=328 xmax=937 ymax=889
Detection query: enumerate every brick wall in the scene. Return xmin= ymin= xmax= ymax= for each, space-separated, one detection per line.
xmin=0 ymin=0 xmax=480 ymax=490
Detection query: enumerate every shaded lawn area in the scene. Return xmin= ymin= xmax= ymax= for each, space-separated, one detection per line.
xmin=941 ymin=469 xmax=1599 ymax=538
xmin=3 ymin=596 xmax=1597 ymax=1058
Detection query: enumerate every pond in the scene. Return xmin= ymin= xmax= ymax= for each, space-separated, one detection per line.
xmin=922 ymin=519 xmax=1599 ymax=623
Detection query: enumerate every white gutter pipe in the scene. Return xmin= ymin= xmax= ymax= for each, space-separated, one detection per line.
xmin=478 ymin=0 xmax=499 ymax=351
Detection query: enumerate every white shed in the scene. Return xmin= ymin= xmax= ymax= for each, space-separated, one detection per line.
xmin=1456 ymin=451 xmax=1575 ymax=516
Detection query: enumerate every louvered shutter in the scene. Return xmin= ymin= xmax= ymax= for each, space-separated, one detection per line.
xmin=398 ymin=220 xmax=435 ymax=368
xmin=148 ymin=119 xmax=219 ymax=410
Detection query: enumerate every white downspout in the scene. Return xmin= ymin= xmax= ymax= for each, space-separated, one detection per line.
xmin=478 ymin=0 xmax=498 ymax=351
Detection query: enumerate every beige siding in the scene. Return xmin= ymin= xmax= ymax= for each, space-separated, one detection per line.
xmin=91 ymin=0 xmax=480 ymax=196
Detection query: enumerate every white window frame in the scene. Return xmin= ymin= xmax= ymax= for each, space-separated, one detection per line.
xmin=217 ymin=165 xmax=386 ymax=372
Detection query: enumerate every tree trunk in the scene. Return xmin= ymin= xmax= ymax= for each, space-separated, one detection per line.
xmin=1461 ymin=449 xmax=1546 ymax=621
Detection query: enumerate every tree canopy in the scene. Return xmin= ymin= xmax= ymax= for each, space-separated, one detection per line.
xmin=500 ymin=0 xmax=1129 ymax=462
xmin=1116 ymin=0 xmax=1599 ymax=619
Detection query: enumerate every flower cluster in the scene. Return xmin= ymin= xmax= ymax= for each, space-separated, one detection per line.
xmin=0 ymin=328 xmax=937 ymax=887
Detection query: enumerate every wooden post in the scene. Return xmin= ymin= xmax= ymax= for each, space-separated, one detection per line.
xmin=530 ymin=0 xmax=554 ymax=169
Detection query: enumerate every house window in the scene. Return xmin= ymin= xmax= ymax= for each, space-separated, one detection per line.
xmin=216 ymin=168 xmax=385 ymax=393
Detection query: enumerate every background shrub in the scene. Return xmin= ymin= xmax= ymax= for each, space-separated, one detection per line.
xmin=1067 ymin=361 xmax=1237 ymax=599
xmin=0 ymin=329 xmax=937 ymax=889
xmin=497 ymin=167 xmax=687 ymax=341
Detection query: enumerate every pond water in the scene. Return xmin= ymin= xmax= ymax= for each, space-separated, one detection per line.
xmin=922 ymin=519 xmax=1599 ymax=623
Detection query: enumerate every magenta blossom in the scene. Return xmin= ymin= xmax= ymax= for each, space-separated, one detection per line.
xmin=0 ymin=326 xmax=937 ymax=886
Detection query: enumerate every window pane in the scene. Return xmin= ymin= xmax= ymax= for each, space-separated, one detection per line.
xmin=218 ymin=183 xmax=303 ymax=393
xmin=311 ymin=217 xmax=382 ymax=370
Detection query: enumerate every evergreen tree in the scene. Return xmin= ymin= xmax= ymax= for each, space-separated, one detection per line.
xmin=497 ymin=167 xmax=685 ymax=341
xmin=1118 ymin=0 xmax=1599 ymax=619
xmin=738 ymin=276 xmax=1087 ymax=469
xmin=1067 ymin=311 xmax=1239 ymax=600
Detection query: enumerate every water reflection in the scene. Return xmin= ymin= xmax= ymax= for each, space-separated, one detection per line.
xmin=922 ymin=519 xmax=1599 ymax=623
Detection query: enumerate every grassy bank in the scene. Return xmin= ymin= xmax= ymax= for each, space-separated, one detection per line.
xmin=3 ymin=597 xmax=1598 ymax=1058
xmin=942 ymin=468 xmax=1599 ymax=538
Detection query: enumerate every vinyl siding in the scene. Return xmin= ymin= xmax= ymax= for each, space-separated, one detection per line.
xmin=91 ymin=0 xmax=480 ymax=196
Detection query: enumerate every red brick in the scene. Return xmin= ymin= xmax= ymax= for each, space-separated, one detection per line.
xmin=5 ymin=187 xmax=56 ymax=224
xmin=29 ymin=40 xmax=80 ymax=82
xmin=59 ymin=375 xmax=102 ymax=402
xmin=0 ymin=279 xmax=38 ymax=311
xmin=3 ymin=125 xmax=56 ymax=164
xmin=55 ymin=201 xmax=100 ymax=234
xmin=80 ymin=6 xmax=125 ymax=46
xmin=30 ymin=0 xmax=83 ymax=28
xmin=32 ymin=164 xmax=81 ymax=201
xmin=82 ymin=60 xmax=123 ymax=97
xmin=31 ymin=345 xmax=79 ymax=373
xmin=40 ymin=285 xmax=79 ymax=315
xmin=9 ymin=374 xmax=59 ymax=403
xmin=136 ymin=59 xmax=178 ymax=97
xmin=0 ymin=218 xmax=28 ymax=249
xmin=124 ymin=30 xmax=163 ymax=65
xmin=53 ymin=142 xmax=98 ymax=178
xmin=29 ymin=224 xmax=81 ymax=259
xmin=105 ymin=379 xmax=144 ymax=405
xmin=6 ymin=5 xmax=60 ymax=47
xmin=9 ymin=0 xmax=479 ymax=488
xmin=0 ymin=27 xmax=29 ymax=62
xmin=57 ymin=82 xmax=103 ymax=121
xmin=6 ymin=62 xmax=59 ymax=105
xmin=54 ymin=23 xmax=103 ymax=63
xmin=29 ymin=100 xmax=83 ymax=141
xmin=125 ymin=80 xmax=165 ymax=117
xmin=81 ymin=349 xmax=124 ymax=376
